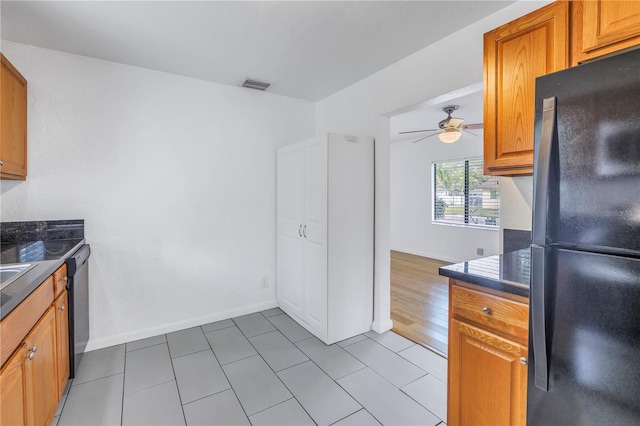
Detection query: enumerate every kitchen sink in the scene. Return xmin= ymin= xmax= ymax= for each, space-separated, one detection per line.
xmin=0 ymin=263 xmax=36 ymax=291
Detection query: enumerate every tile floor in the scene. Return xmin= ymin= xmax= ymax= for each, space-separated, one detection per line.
xmin=54 ymin=308 xmax=448 ymax=426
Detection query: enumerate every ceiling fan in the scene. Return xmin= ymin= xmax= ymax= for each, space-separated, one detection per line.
xmin=400 ymin=105 xmax=483 ymax=144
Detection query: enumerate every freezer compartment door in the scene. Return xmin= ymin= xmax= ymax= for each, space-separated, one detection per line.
xmin=534 ymin=48 xmax=640 ymax=255
xmin=527 ymin=248 xmax=640 ymax=425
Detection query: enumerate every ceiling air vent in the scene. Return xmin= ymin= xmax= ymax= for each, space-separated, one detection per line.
xmin=242 ymin=79 xmax=271 ymax=91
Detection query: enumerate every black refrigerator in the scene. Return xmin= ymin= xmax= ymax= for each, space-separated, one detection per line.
xmin=528 ymin=48 xmax=640 ymax=424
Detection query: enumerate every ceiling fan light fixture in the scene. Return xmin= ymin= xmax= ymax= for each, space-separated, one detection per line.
xmin=438 ymin=129 xmax=461 ymax=143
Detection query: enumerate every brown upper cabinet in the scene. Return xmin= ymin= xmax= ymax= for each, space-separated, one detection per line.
xmin=572 ymin=0 xmax=640 ymax=65
xmin=483 ymin=1 xmax=570 ymax=176
xmin=0 ymin=53 xmax=28 ymax=180
xmin=484 ymin=0 xmax=640 ymax=176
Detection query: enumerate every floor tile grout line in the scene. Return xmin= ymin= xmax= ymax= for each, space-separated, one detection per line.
xmin=70 ymin=370 xmax=125 ymax=388
xmin=398 ymin=384 xmax=446 ymax=423
xmin=332 ymin=368 xmax=386 ymax=426
xmin=397 ymin=342 xmax=448 ymax=361
xmin=267 ymin=363 xmax=321 ymax=425
xmin=120 ymin=343 xmax=128 ymax=425
xmin=235 ymin=322 xmax=320 ymax=423
xmin=337 ymin=334 xmax=372 ymax=348
xmin=180 ymin=384 xmax=232 ymax=407
xmin=365 ymin=331 xmax=418 ymax=354
xmin=124 ymin=377 xmax=178 ymax=397
xmin=217 ymin=351 xmax=261 ymax=367
xmin=60 ymin=310 xmax=446 ymax=426
xmin=350 ymin=336 xmax=430 ymax=378
xmin=202 ymin=324 xmax=253 ymax=424
xmin=259 ymin=308 xmax=283 ymax=319
xmin=336 ymin=355 xmax=428 ymax=406
xmin=169 ymin=346 xmax=213 ymax=361
xmin=232 ymin=314 xmax=277 ymax=340
xmin=54 ymin=379 xmax=72 ymax=420
xmin=338 ymin=365 xmax=444 ymax=425
xmin=165 ymin=337 xmax=188 ymax=426
xmin=199 ymin=321 xmax=237 ymax=334
xmin=396 ymin=349 xmax=448 ymax=382
xmin=125 ymin=340 xmax=167 ymax=354
xmin=327 ymin=408 xmax=375 ymax=426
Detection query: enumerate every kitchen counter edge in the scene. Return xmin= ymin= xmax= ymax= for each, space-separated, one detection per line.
xmin=0 ymin=239 xmax=85 ymax=320
xmin=438 ymin=248 xmax=531 ymax=298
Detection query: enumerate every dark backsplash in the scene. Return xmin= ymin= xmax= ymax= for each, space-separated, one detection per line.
xmin=1 ymin=220 xmax=84 ymax=243
xmin=504 ymin=228 xmax=532 ymax=253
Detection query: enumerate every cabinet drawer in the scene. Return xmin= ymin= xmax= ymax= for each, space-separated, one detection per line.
xmin=53 ymin=264 xmax=67 ymax=298
xmin=450 ymin=285 xmax=529 ymax=341
xmin=1 ymin=277 xmax=54 ymax=367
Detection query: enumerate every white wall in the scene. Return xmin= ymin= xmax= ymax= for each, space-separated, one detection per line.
xmin=390 ymin=134 xmax=499 ymax=263
xmin=0 ymin=41 xmax=315 ymax=350
xmin=499 ymin=176 xmax=534 ymax=252
xmin=315 ymin=0 xmax=550 ymax=332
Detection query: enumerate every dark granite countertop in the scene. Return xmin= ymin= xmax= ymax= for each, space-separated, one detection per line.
xmin=0 ymin=239 xmax=85 ymax=320
xmin=439 ymin=248 xmax=531 ymax=298
xmin=1 ymin=220 xmax=85 ymax=320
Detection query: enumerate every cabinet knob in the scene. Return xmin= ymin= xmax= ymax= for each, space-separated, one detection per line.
xmin=63 ymin=276 xmax=69 ymax=282
xmin=299 ymin=225 xmax=303 ymax=237
xmin=303 ymin=225 xmax=307 ymax=238
xmin=30 ymin=345 xmax=37 ymax=353
xmin=0 ymin=160 xmax=4 ymax=166
xmin=59 ymin=305 xmax=65 ymax=311
xmin=27 ymin=352 xmax=35 ymax=360
xmin=520 ymin=357 xmax=528 ymax=365
xmin=482 ymin=306 xmax=491 ymax=315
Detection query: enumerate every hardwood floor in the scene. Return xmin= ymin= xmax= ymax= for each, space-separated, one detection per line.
xmin=390 ymin=250 xmax=450 ymax=357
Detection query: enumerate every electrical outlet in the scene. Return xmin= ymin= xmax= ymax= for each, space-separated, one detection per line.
xmin=261 ymin=276 xmax=269 ymax=288
xmin=477 ymin=248 xmax=484 ymax=256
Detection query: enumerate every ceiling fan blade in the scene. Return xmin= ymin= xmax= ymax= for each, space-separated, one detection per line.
xmin=447 ymin=118 xmax=464 ymax=128
xmin=412 ymin=132 xmax=441 ymax=143
xmin=462 ymin=130 xmax=478 ymax=137
xmin=399 ymin=128 xmax=440 ymax=134
xmin=461 ymin=123 xmax=483 ymax=130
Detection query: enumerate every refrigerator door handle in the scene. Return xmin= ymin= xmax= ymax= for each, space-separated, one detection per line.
xmin=531 ymin=244 xmax=549 ymax=391
xmin=532 ymin=97 xmax=557 ymax=246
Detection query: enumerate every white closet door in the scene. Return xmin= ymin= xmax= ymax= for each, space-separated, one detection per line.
xmin=276 ymin=141 xmax=305 ymax=318
xmin=303 ymin=137 xmax=328 ymax=336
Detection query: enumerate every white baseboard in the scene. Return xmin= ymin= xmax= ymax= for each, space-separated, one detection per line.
xmin=390 ymin=246 xmax=461 ymax=264
xmin=84 ymin=300 xmax=279 ymax=352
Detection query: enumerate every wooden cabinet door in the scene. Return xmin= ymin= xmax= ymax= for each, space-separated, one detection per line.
xmin=276 ymin=141 xmax=306 ymax=318
xmin=448 ymin=319 xmax=528 ymax=426
xmin=24 ymin=307 xmax=58 ymax=426
xmin=0 ymin=53 xmax=27 ymax=180
xmin=53 ymin=264 xmax=68 ymax=298
xmin=302 ymin=137 xmax=328 ymax=337
xmin=572 ymin=0 xmax=640 ymax=65
xmin=483 ymin=1 xmax=569 ymax=176
xmin=54 ymin=290 xmax=70 ymax=399
xmin=0 ymin=344 xmax=27 ymax=425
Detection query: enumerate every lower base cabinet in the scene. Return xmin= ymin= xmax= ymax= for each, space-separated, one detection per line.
xmin=54 ymin=290 xmax=70 ymax=399
xmin=448 ymin=280 xmax=529 ymax=426
xmin=0 ymin=345 xmax=27 ymax=425
xmin=24 ymin=307 xmax=58 ymax=426
xmin=0 ymin=265 xmax=70 ymax=425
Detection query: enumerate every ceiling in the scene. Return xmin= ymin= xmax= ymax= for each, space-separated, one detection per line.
xmin=1 ymin=1 xmax=513 ymax=102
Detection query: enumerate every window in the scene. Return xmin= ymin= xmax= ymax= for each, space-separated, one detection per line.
xmin=433 ymin=158 xmax=500 ymax=228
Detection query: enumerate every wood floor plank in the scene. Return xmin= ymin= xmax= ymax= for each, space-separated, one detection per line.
xmin=390 ymin=250 xmax=450 ymax=357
